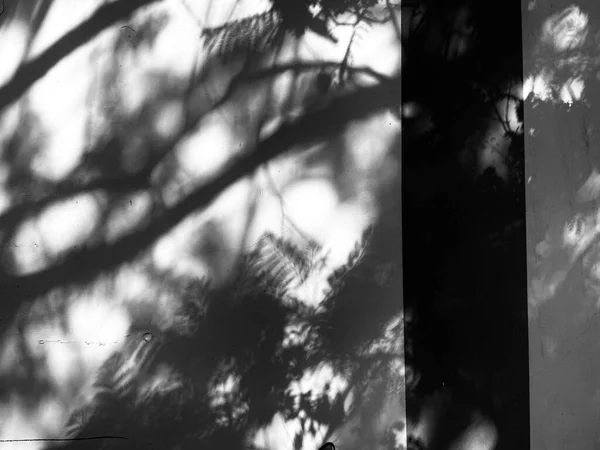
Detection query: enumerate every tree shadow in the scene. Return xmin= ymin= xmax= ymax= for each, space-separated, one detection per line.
xmin=49 ymin=201 xmax=403 ymax=450
xmin=0 ymin=2 xmax=404 ymax=449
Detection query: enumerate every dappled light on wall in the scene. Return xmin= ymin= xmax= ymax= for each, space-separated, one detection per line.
xmin=8 ymin=194 xmax=102 ymax=274
xmin=529 ymin=201 xmax=600 ymax=316
xmin=523 ymin=72 xmax=586 ymax=105
xmin=0 ymin=18 xmax=28 ymax=86
xmin=523 ymin=70 xmax=553 ymax=102
xmin=250 ymin=363 xmax=349 ymax=450
xmin=0 ymin=298 xmax=131 ymax=443
xmin=524 ymin=5 xmax=597 ymax=105
xmin=0 ymin=0 xmax=402 ymax=448
xmin=559 ymin=77 xmax=585 ymax=104
xmin=524 ymin=3 xmax=600 ymax=319
xmin=134 ymin=363 xmax=183 ymax=406
xmin=281 ymin=179 xmax=339 ymax=240
xmin=208 ymin=372 xmax=248 ymax=424
xmin=525 ymin=7 xmax=600 ymax=447
xmin=540 ymin=5 xmax=588 ymax=53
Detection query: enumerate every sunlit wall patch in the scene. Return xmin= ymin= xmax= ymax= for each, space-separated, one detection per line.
xmin=247 ymin=362 xmax=351 ymax=449
xmin=523 ymin=70 xmax=553 ymax=102
xmin=207 ymin=371 xmax=249 ymax=427
xmin=562 ymin=213 xmax=586 ymax=247
xmin=559 ymin=77 xmax=585 ymax=105
xmin=576 ymin=168 xmax=600 ymax=204
xmin=0 ymin=14 xmax=27 ymax=86
xmin=540 ymin=5 xmax=588 ymax=53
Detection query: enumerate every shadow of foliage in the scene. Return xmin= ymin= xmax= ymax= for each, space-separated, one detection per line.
xmin=53 ymin=202 xmax=402 ymax=449
xmin=0 ymin=2 xmax=404 ymax=449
